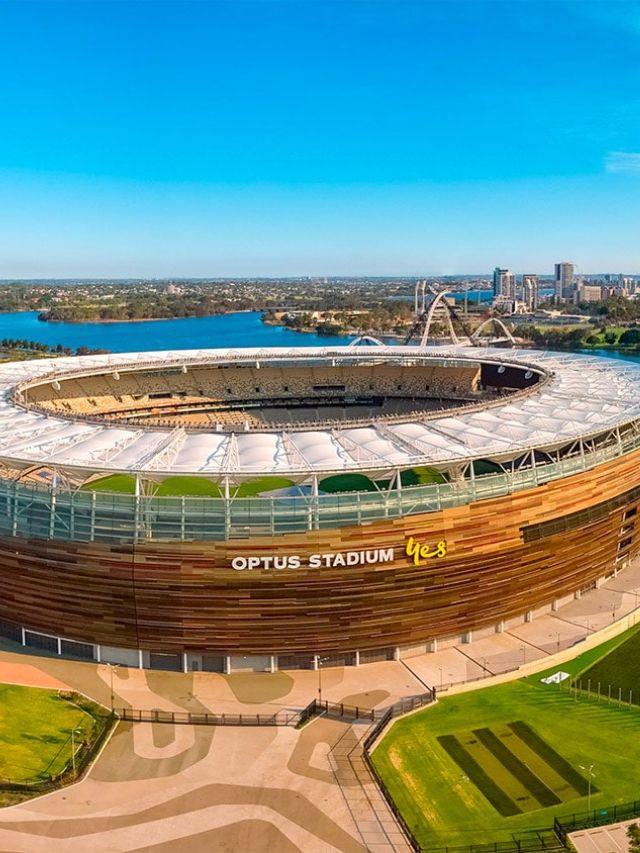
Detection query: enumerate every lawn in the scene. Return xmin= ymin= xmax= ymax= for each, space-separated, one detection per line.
xmin=319 ymin=473 xmax=378 ymax=493
xmin=82 ymin=474 xmax=295 ymax=497
xmin=577 ymin=625 xmax=640 ymax=704
xmin=0 ymin=685 xmax=101 ymax=785
xmin=372 ymin=630 xmax=640 ymax=849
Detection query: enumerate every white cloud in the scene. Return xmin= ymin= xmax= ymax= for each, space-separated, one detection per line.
xmin=605 ymin=151 xmax=640 ymax=174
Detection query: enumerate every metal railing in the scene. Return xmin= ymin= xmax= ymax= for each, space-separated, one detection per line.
xmin=2 ymin=423 xmax=640 ymax=544
xmin=117 ymin=706 xmax=304 ymax=726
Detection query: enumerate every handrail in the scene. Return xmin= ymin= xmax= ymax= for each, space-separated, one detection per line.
xmin=1 ymin=421 xmax=639 ymax=543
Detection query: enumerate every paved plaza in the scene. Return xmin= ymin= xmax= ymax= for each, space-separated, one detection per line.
xmin=0 ymin=560 xmax=637 ymax=851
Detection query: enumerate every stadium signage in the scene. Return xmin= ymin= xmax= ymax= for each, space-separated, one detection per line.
xmin=405 ymin=536 xmax=447 ymax=565
xmin=230 ymin=537 xmax=447 ymax=571
xmin=231 ymin=548 xmax=394 ymax=571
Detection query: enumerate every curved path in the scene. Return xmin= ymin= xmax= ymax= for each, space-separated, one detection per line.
xmin=0 ymin=559 xmax=638 ymax=851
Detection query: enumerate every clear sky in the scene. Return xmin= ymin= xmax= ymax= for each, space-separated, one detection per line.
xmin=0 ymin=0 xmax=639 ymax=277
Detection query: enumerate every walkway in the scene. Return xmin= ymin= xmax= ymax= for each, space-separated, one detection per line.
xmin=0 ymin=560 xmax=639 ymax=850
xmin=571 ymin=818 xmax=636 ymax=852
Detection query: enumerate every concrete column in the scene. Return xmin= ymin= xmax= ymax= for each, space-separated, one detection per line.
xmin=57 ymin=636 xmax=62 ymax=655
xmin=429 ymin=638 xmax=438 ymax=653
xmin=525 ymin=611 xmax=533 ymax=623
xmin=354 ymin=650 xmax=360 ymax=667
xmin=224 ymin=655 xmax=231 ymax=675
xmin=313 ymin=655 xmax=319 ymax=671
xmin=551 ymin=599 xmax=559 ymax=612
xmin=182 ymin=653 xmax=188 ymax=673
xmin=138 ymin=649 xmax=143 ymax=669
xmin=496 ymin=620 xmax=505 ymax=634
xmin=574 ymin=589 xmax=582 ymax=600
xmin=270 ymin=655 xmax=276 ymax=673
xmin=95 ymin=645 xmax=101 ymax=663
xmin=393 ymin=647 xmax=401 ymax=661
xmin=595 ymin=577 xmax=603 ymax=589
xmin=463 ymin=631 xmax=472 ymax=644
xmin=20 ymin=627 xmax=25 ymax=646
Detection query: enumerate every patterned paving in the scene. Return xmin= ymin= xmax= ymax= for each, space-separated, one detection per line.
xmin=0 ymin=562 xmax=638 ymax=850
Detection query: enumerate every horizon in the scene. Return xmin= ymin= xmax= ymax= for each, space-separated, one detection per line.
xmin=1 ymin=0 xmax=639 ymax=276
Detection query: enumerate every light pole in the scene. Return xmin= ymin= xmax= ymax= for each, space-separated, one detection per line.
xmin=317 ymin=656 xmax=329 ymax=705
xmin=106 ymin=662 xmax=119 ymax=712
xmin=579 ymin=764 xmax=596 ymax=812
xmin=70 ymin=726 xmax=82 ymax=779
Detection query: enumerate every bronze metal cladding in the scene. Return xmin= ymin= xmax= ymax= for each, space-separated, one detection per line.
xmin=1 ymin=448 xmax=639 ymax=655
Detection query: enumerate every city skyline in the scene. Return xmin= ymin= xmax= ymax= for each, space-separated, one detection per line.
xmin=1 ymin=0 xmax=639 ymax=277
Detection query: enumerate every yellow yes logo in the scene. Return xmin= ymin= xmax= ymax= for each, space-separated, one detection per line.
xmin=405 ymin=536 xmax=447 ymax=566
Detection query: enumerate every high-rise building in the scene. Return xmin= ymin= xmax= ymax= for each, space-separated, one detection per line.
xmin=554 ymin=262 xmax=574 ymax=302
xmin=578 ymin=283 xmax=603 ymax=303
xmin=522 ymin=274 xmax=539 ymax=311
xmin=493 ymin=267 xmax=516 ymax=300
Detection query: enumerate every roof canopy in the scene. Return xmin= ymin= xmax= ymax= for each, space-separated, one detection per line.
xmin=1 ymin=345 xmax=638 ymax=482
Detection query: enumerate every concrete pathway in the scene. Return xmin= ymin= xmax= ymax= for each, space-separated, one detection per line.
xmin=0 ymin=560 xmax=639 ymax=850
xmin=571 ymin=818 xmax=637 ymax=852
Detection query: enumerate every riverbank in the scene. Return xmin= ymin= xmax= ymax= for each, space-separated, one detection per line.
xmin=37 ymin=309 xmax=251 ymax=325
xmin=0 ymin=310 xmax=353 ymax=353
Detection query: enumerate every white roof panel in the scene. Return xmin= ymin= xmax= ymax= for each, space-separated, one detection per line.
xmin=0 ymin=344 xmax=638 ymax=478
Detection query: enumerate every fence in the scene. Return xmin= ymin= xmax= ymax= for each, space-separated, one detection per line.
xmin=118 ymin=693 xmax=438 ymax=730
xmin=567 ymin=677 xmax=638 ymax=709
xmin=0 ymin=699 xmax=116 ymax=795
xmin=4 ymin=420 xmax=640 ymax=543
xmin=424 ymin=834 xmax=564 ymax=853
xmin=117 ymin=706 xmax=303 ymax=727
xmin=555 ymin=799 xmax=640 ymax=839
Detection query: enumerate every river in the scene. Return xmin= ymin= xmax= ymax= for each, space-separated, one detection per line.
xmin=0 ymin=310 xmax=352 ymax=352
xmin=0 ymin=310 xmax=638 ymax=366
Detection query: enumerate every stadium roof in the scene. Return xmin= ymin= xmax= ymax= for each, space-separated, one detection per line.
xmin=1 ymin=345 xmax=639 ymax=482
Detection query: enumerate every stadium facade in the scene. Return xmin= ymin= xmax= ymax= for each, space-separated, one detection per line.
xmin=0 ymin=344 xmax=639 ymax=672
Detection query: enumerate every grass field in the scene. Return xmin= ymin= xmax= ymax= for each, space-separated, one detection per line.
xmin=85 ymin=469 xmax=445 ymax=497
xmin=82 ymin=473 xmax=295 ymax=497
xmin=372 ymin=629 xmax=640 ymax=848
xmin=0 ymin=685 xmax=99 ymax=785
xmin=577 ymin=625 xmax=640 ymax=705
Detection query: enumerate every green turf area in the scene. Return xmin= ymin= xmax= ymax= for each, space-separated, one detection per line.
xmin=83 ymin=474 xmax=295 ymax=497
xmin=155 ymin=476 xmax=222 ymax=497
xmin=438 ymin=722 xmax=591 ymax=817
xmin=319 ymin=473 xmax=378 ymax=493
xmin=233 ymin=476 xmax=295 ymax=496
xmin=84 ymin=469 xmax=444 ymax=497
xmin=82 ymin=473 xmax=137 ymax=494
xmin=400 ymin=466 xmax=447 ymax=487
xmin=577 ymin=626 xmax=640 ymax=704
xmin=0 ymin=685 xmax=100 ymax=785
xmin=372 ymin=634 xmax=640 ymax=848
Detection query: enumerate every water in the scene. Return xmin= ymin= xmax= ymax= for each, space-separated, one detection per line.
xmin=0 ymin=310 xmax=353 ymax=353
xmin=0 ymin=309 xmax=639 ymax=366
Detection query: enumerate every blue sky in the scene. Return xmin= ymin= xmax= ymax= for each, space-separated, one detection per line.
xmin=0 ymin=0 xmax=639 ymax=277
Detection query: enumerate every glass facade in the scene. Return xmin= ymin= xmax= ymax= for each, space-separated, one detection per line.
xmin=1 ymin=427 xmax=638 ymax=544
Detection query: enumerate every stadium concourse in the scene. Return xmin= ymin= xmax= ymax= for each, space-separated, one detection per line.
xmin=0 ymin=559 xmax=637 ymax=853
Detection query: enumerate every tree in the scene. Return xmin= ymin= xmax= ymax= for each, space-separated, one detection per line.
xmin=619 ymin=328 xmax=640 ymax=345
xmin=627 ymin=823 xmax=640 ymax=853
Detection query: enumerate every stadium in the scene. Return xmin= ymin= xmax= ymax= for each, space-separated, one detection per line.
xmin=0 ymin=343 xmax=639 ymax=673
